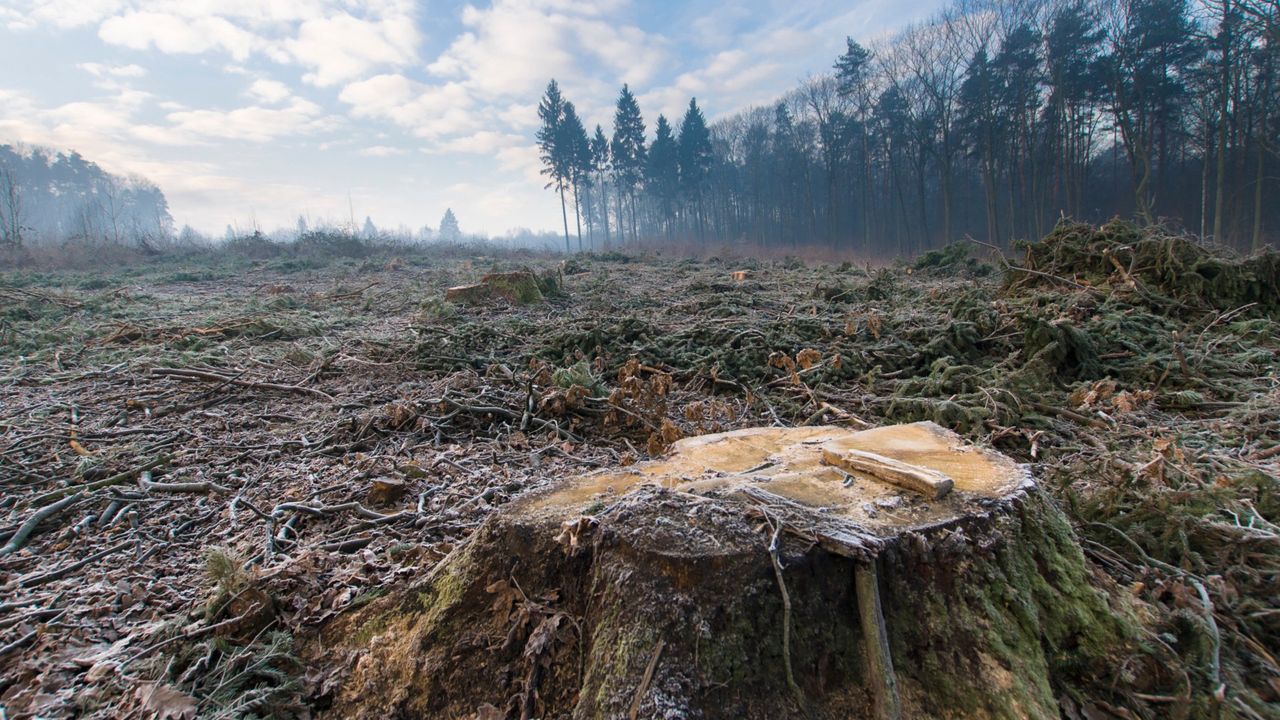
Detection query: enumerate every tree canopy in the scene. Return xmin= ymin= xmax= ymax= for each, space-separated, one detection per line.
xmin=534 ymin=0 xmax=1278 ymax=253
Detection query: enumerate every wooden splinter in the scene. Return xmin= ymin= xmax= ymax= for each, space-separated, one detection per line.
xmin=821 ymin=447 xmax=954 ymax=500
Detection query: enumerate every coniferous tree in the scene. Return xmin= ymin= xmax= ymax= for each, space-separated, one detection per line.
xmin=611 ymin=84 xmax=647 ymax=243
xmin=560 ymin=101 xmax=591 ymax=251
xmin=530 ymin=1 xmax=1278 ymax=254
xmin=1106 ymin=0 xmax=1203 ymax=220
xmin=958 ymin=47 xmax=1002 ymax=245
xmin=834 ymin=38 xmax=875 ymax=248
xmin=646 ymin=115 xmax=680 ymax=239
xmin=537 ymin=79 xmax=572 ymax=252
xmin=992 ymin=23 xmax=1045 ymax=239
xmin=439 ymin=208 xmax=461 ymax=242
xmin=590 ymin=125 xmax=612 ymax=248
xmin=678 ymin=98 xmax=714 ymax=242
xmin=1045 ymin=2 xmax=1107 ymax=219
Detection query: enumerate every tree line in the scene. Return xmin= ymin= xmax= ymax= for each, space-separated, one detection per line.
xmin=0 ymin=144 xmax=173 ymax=251
xmin=537 ymin=0 xmax=1278 ymax=255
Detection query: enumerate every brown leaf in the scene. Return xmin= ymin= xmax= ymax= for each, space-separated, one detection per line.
xmin=522 ymin=612 xmax=566 ymax=661
xmin=135 ymin=683 xmax=197 ymax=720
xmin=555 ymin=516 xmax=598 ymax=552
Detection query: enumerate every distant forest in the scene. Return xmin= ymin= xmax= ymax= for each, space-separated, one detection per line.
xmin=537 ymin=0 xmax=1279 ymax=255
xmin=0 ymin=144 xmax=173 ymax=250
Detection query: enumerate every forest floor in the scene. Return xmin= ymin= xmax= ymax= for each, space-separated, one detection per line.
xmin=0 ymin=226 xmax=1277 ymax=719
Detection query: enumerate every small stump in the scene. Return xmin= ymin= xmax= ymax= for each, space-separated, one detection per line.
xmin=445 ymin=271 xmax=545 ymax=305
xmin=313 ymin=422 xmax=1143 ymax=719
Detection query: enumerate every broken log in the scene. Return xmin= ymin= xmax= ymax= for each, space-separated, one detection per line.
xmin=309 ymin=422 xmax=1151 ymax=719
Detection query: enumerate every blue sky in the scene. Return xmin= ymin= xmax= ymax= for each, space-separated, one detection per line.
xmin=0 ymin=0 xmax=942 ymax=236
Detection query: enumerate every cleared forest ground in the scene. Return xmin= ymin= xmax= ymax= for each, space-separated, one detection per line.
xmin=0 ymin=228 xmax=1277 ymax=718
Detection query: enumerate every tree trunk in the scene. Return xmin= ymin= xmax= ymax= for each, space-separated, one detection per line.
xmin=615 ymin=183 xmax=625 ymax=246
xmin=312 ymin=422 xmax=1159 ymax=720
xmin=559 ymin=185 xmax=570 ymax=254
xmin=1253 ymin=140 xmax=1265 ymax=251
xmin=1214 ymin=0 xmax=1232 ymax=243
xmin=572 ymin=181 xmax=583 ymax=253
xmin=599 ymin=172 xmax=611 ymax=250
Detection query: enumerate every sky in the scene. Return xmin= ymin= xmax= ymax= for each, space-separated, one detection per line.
xmin=0 ymin=0 xmax=943 ymax=237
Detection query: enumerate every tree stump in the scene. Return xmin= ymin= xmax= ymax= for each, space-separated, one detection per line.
xmin=311 ymin=422 xmax=1144 ymax=719
xmin=445 ymin=271 xmax=546 ymax=304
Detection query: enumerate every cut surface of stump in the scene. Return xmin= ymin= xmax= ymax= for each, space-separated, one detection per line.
xmin=312 ymin=422 xmax=1147 ymax=720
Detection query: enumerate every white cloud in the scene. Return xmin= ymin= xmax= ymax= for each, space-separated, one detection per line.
xmin=98 ymin=11 xmax=259 ymax=60
xmin=334 ymin=0 xmax=666 ymax=155
xmin=440 ymin=130 xmax=523 ymax=155
xmin=359 ymin=145 xmax=405 ymax=157
xmin=165 ymin=98 xmax=334 ymax=143
xmin=427 ymin=0 xmax=665 ymax=100
xmin=78 ymin=62 xmax=148 ymax=78
xmin=340 ymin=74 xmax=479 ymax=139
xmin=5 ymin=0 xmax=124 ymax=29
xmin=11 ymin=1 xmax=419 ymax=86
xmin=285 ymin=11 xmax=420 ymax=87
xmin=247 ymin=78 xmax=292 ymax=104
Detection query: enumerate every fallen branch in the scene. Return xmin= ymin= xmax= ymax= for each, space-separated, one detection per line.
xmin=0 ymin=629 xmax=38 ymax=659
xmin=16 ymin=539 xmax=133 ymax=588
xmin=151 ymin=367 xmax=335 ymax=402
xmin=31 ymin=456 xmax=170 ymax=507
xmin=140 ymin=478 xmax=232 ymax=494
xmin=271 ymin=501 xmax=397 ymax=522
xmin=0 ymin=493 xmax=82 ymax=557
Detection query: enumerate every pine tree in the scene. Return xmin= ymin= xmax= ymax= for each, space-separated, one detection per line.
xmin=1045 ymin=2 xmax=1106 ymax=219
xmin=834 ymin=38 xmax=875 ymax=248
xmin=1107 ymin=0 xmax=1204 ymax=220
xmin=678 ymin=98 xmax=713 ymax=242
xmin=439 ymin=208 xmax=461 ymax=242
xmin=590 ymin=125 xmax=612 ymax=249
xmin=958 ymin=47 xmax=1001 ymax=245
xmin=362 ymin=215 xmax=377 ymax=240
xmin=537 ymin=79 xmax=571 ymax=252
xmin=560 ymin=101 xmax=591 ymax=252
xmin=646 ymin=114 xmax=680 ymax=239
xmin=611 ymin=84 xmax=646 ymax=243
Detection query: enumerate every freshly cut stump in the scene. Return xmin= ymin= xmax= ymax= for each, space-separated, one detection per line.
xmin=312 ymin=422 xmax=1141 ymax=719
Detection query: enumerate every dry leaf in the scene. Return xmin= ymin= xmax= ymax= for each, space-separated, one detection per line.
xmin=135 ymin=683 xmax=197 ymax=720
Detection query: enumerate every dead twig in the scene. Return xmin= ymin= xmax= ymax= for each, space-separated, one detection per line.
xmin=151 ymin=367 xmax=335 ymax=402
xmin=761 ymin=510 xmax=808 ymax=717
